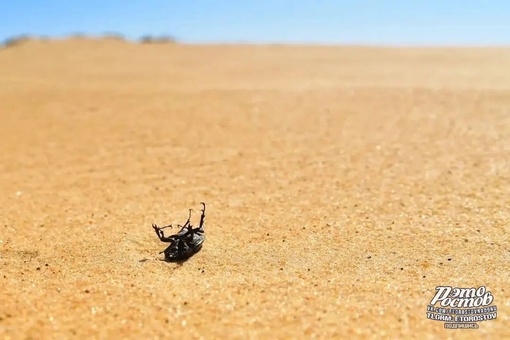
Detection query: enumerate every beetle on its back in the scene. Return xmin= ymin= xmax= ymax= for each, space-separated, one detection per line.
xmin=152 ymin=202 xmax=206 ymax=262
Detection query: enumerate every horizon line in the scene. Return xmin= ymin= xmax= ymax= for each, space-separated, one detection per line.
xmin=2 ymin=33 xmax=510 ymax=49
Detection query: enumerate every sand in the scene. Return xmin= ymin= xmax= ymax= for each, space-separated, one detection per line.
xmin=0 ymin=39 xmax=509 ymax=339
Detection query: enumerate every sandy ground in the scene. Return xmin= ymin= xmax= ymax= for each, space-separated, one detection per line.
xmin=0 ymin=39 xmax=509 ymax=339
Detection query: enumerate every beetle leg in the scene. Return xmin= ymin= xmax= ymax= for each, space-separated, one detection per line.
xmin=181 ymin=208 xmax=192 ymax=229
xmin=152 ymin=224 xmax=162 ymax=237
xmin=158 ymin=224 xmax=174 ymax=230
xmin=153 ymin=225 xmax=178 ymax=243
xmin=182 ymin=203 xmax=206 ymax=235
xmin=198 ymin=202 xmax=206 ymax=230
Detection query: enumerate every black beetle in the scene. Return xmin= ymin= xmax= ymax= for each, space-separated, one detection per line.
xmin=152 ymin=202 xmax=206 ymax=261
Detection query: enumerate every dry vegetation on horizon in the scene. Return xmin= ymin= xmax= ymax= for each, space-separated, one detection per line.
xmin=0 ymin=33 xmax=177 ymax=49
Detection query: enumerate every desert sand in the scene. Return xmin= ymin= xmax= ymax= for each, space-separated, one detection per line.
xmin=0 ymin=38 xmax=509 ymax=338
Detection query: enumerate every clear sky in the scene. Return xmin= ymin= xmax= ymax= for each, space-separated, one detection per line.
xmin=1 ymin=0 xmax=509 ymax=46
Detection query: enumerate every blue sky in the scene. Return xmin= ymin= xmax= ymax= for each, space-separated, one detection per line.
xmin=1 ymin=1 xmax=509 ymax=45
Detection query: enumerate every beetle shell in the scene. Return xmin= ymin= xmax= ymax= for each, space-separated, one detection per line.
xmin=163 ymin=227 xmax=205 ymax=261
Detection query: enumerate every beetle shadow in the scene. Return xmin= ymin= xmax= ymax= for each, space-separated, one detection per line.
xmin=161 ymin=258 xmax=187 ymax=266
xmin=137 ymin=258 xmax=187 ymax=266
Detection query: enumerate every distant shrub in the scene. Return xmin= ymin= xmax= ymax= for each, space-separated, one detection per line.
xmin=1 ymin=35 xmax=32 ymax=48
xmin=69 ymin=32 xmax=87 ymax=39
xmin=139 ymin=35 xmax=176 ymax=44
xmin=102 ymin=32 xmax=126 ymax=41
xmin=68 ymin=32 xmax=126 ymax=41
